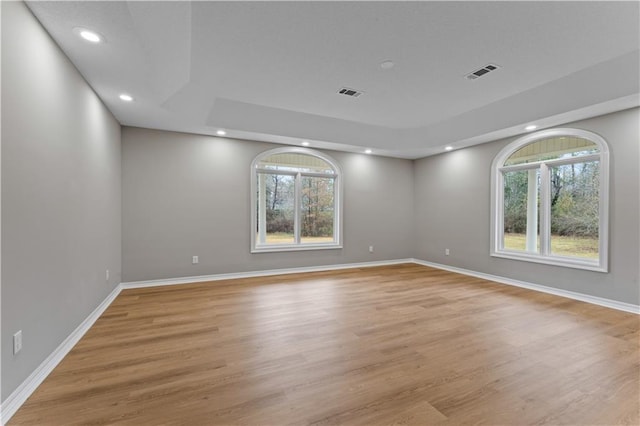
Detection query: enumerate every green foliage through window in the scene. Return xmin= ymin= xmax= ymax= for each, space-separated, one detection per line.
xmin=493 ymin=129 xmax=608 ymax=270
xmin=253 ymin=149 xmax=340 ymax=250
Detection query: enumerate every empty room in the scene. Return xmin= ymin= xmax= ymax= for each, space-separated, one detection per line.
xmin=2 ymin=1 xmax=639 ymax=425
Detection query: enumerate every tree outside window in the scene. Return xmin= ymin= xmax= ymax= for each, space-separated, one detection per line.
xmin=251 ymin=148 xmax=342 ymax=252
xmin=491 ymin=129 xmax=609 ymax=272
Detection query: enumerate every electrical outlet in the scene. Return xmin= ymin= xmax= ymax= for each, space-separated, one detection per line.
xmin=192 ymin=256 xmax=199 ymax=264
xmin=369 ymin=246 xmax=374 ymax=253
xmin=445 ymin=248 xmax=450 ymax=256
xmin=14 ymin=330 xmax=22 ymax=354
xmin=106 ymin=269 xmax=110 ymax=281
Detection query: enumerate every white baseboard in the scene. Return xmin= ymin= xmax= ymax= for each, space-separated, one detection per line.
xmin=3 ymin=257 xmax=637 ymax=424
xmin=0 ymin=284 xmax=122 ymax=425
xmin=121 ymin=259 xmax=414 ymax=289
xmin=411 ymin=258 xmax=640 ymax=314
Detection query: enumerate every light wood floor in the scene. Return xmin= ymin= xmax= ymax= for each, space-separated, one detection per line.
xmin=10 ymin=264 xmax=639 ymax=425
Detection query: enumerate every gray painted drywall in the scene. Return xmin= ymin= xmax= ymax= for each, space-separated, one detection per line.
xmin=1 ymin=1 xmax=122 ymax=401
xmin=414 ymin=107 xmax=640 ymax=305
xmin=122 ymin=127 xmax=415 ymax=282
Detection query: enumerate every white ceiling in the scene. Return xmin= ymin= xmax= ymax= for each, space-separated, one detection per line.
xmin=26 ymin=1 xmax=640 ymax=158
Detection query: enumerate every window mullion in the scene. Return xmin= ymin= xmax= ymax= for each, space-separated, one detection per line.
xmin=255 ymin=168 xmax=297 ymax=176
xmin=258 ymin=173 xmax=267 ymax=245
xmin=333 ymin=176 xmax=339 ymax=243
xmin=497 ymin=171 xmax=505 ymax=251
xmin=540 ymin=163 xmax=551 ymax=256
xmin=525 ymin=169 xmax=538 ymax=253
xmin=294 ymin=172 xmax=301 ymax=244
xmin=301 ymin=171 xmax=335 ymax=178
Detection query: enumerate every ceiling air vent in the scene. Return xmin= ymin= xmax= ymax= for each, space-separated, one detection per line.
xmin=337 ymin=87 xmax=363 ymax=98
xmin=466 ymin=64 xmax=500 ymax=80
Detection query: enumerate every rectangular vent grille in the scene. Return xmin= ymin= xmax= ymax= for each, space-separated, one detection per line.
xmin=466 ymin=64 xmax=500 ymax=80
xmin=337 ymin=87 xmax=363 ymax=97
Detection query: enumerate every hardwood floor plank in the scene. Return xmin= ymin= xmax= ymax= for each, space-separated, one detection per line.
xmin=9 ymin=264 xmax=639 ymax=425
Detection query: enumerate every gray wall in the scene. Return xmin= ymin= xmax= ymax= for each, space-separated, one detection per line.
xmin=1 ymin=1 xmax=122 ymax=401
xmin=414 ymin=108 xmax=640 ymax=305
xmin=122 ymin=127 xmax=415 ymax=282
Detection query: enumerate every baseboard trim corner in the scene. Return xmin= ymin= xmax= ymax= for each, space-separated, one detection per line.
xmin=411 ymin=258 xmax=640 ymax=314
xmin=1 ymin=283 xmax=122 ymax=425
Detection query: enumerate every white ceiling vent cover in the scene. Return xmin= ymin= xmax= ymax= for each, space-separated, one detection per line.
xmin=337 ymin=87 xmax=363 ymax=98
xmin=466 ymin=64 xmax=500 ymax=80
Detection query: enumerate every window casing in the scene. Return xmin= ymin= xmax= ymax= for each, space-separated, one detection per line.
xmin=490 ymin=128 xmax=609 ymax=272
xmin=251 ymin=147 xmax=342 ymax=253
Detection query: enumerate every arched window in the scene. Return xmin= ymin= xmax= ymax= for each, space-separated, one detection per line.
xmin=251 ymin=147 xmax=342 ymax=252
xmin=490 ymin=128 xmax=609 ymax=271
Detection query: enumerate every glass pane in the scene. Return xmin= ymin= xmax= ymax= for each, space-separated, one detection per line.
xmin=549 ymin=161 xmax=599 ymax=259
xmin=505 ymin=137 xmax=598 ymax=166
xmin=257 ymin=173 xmax=295 ymax=245
xmin=503 ymin=169 xmax=540 ymax=253
xmin=257 ymin=153 xmax=334 ymax=174
xmin=300 ymin=176 xmax=335 ymax=244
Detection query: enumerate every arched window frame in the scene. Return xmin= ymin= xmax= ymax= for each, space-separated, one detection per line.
xmin=251 ymin=147 xmax=343 ymax=253
xmin=490 ymin=128 xmax=609 ymax=272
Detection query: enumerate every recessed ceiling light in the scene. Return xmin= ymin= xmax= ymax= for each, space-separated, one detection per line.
xmin=119 ymin=94 xmax=133 ymax=102
xmin=301 ymin=141 xmax=310 ymax=146
xmin=73 ymin=27 xmax=103 ymax=43
xmin=365 ymin=149 xmax=373 ymax=154
xmin=445 ymin=146 xmax=453 ymax=151
xmin=216 ymin=130 xmax=226 ymax=136
xmin=380 ymin=60 xmax=395 ymax=69
xmin=81 ymin=31 xmax=101 ymax=43
xmin=525 ymin=125 xmax=537 ymax=131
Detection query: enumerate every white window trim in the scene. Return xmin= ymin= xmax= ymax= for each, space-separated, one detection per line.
xmin=250 ymin=147 xmax=343 ymax=253
xmin=490 ymin=128 xmax=609 ymax=272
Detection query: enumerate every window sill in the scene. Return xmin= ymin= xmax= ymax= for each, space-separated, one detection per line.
xmin=491 ymin=251 xmax=607 ymax=273
xmin=252 ymin=243 xmax=343 ymax=254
